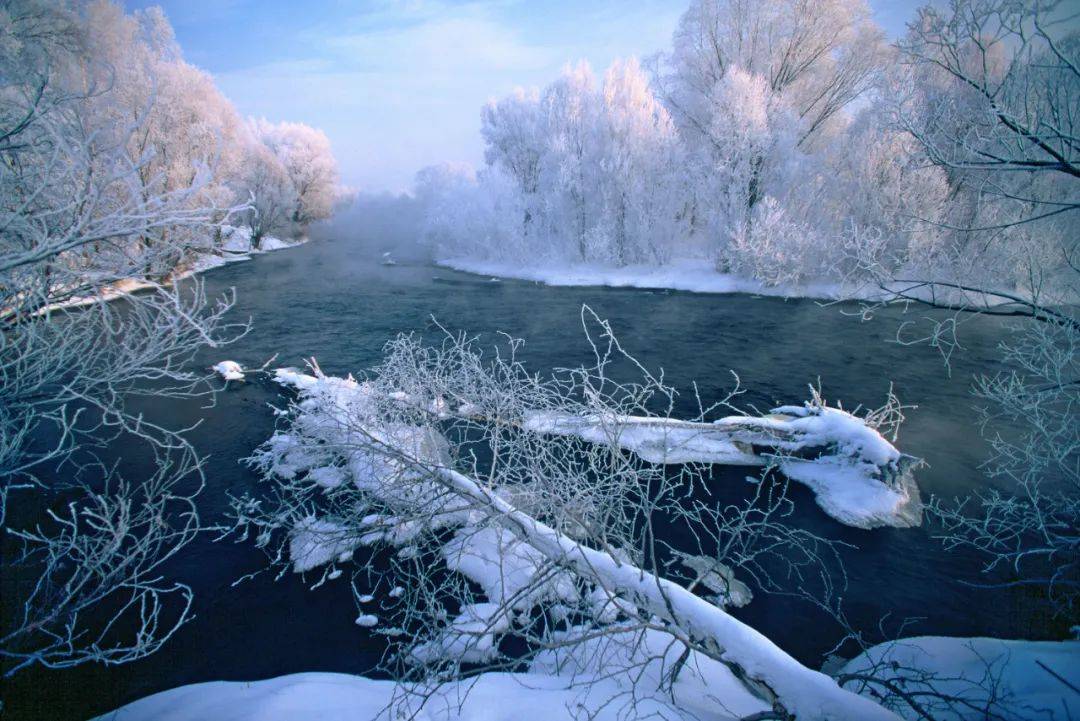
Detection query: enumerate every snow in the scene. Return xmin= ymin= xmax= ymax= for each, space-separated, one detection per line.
xmin=97 ymin=628 xmax=771 ymax=721
xmin=442 ymin=526 xmax=578 ymax=609
xmin=212 ymin=360 xmax=245 ymax=381
xmin=523 ymin=402 xmax=923 ymax=529
xmin=839 ymin=636 xmax=1080 ymax=720
xmin=308 ymin=466 xmax=346 ymax=489
xmin=288 ymin=517 xmax=361 ymax=573
xmin=410 ymin=602 xmax=514 ymax=664
xmin=114 ymin=630 xmax=1074 ymax=721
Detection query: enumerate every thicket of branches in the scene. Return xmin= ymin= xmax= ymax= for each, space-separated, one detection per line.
xmin=233 ymin=312 xmax=926 ymax=720
xmin=0 ymin=0 xmax=338 ymax=679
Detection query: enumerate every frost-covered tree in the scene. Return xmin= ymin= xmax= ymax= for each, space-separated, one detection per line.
xmin=238 ymin=133 xmax=297 ymax=247
xmin=251 ymin=118 xmax=339 ymax=227
xmin=862 ymin=0 xmax=1080 ymax=619
xmin=596 ymin=58 xmax=686 ymax=265
xmin=421 ymin=0 xmax=893 ymax=281
xmin=0 ymin=0 xmax=248 ymax=678
xmin=81 ymin=1 xmax=247 ymax=266
xmin=658 ymin=0 xmax=885 ymax=151
xmin=479 ymin=87 xmax=546 ymax=249
xmin=539 ymin=61 xmax=603 ymax=260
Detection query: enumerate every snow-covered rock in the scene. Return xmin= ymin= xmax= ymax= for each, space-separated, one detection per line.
xmin=212 ymin=360 xmax=245 ymax=381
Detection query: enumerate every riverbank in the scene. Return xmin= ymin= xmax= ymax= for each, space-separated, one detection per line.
xmin=45 ymin=227 xmax=307 ymax=313
xmin=437 ymin=257 xmax=863 ymax=301
xmin=436 ymin=257 xmax=1057 ymax=311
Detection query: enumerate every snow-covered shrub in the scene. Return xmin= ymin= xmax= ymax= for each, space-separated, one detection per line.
xmin=721 ymin=197 xmax=829 ymax=286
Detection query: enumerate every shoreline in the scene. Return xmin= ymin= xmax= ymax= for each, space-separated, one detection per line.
xmin=435 ymin=257 xmax=869 ymax=302
xmin=44 ymin=231 xmax=308 ymax=314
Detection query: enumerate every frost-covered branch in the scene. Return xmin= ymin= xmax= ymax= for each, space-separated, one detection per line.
xmin=0 ymin=0 xmax=248 ymax=678
xmin=232 ymin=312 xmax=919 ymax=720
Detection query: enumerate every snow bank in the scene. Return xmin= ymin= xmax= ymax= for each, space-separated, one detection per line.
xmin=439 ymin=257 xmax=858 ymax=300
xmin=839 ymin=636 xmax=1080 ymax=720
xmin=98 ymin=628 xmax=770 ymax=721
xmin=438 ymin=257 xmax=1032 ymax=307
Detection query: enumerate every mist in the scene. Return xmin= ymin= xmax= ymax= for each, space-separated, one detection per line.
xmin=310 ymin=191 xmax=431 ymax=262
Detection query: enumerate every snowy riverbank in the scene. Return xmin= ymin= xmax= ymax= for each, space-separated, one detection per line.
xmin=46 ymin=227 xmax=306 ymax=313
xmin=97 ymin=633 xmax=1080 ymax=721
xmin=437 ymin=257 xmax=863 ymax=301
xmin=436 ymin=257 xmax=1054 ymax=310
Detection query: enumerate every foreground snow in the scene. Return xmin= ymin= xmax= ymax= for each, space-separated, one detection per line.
xmin=839 ymin=636 xmax=1080 ymax=720
xmin=99 ymin=632 xmax=1079 ymax=721
xmin=96 ymin=628 xmax=767 ymax=721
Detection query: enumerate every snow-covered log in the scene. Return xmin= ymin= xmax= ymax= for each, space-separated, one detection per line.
xmin=422 ymin=464 xmax=899 ymax=720
xmin=523 ymin=404 xmax=923 ymax=529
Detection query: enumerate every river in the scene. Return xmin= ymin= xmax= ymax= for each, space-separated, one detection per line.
xmin=2 ymin=237 xmax=1059 ymax=720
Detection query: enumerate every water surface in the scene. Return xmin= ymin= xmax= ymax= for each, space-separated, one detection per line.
xmin=3 ymin=238 xmax=1054 ymax=720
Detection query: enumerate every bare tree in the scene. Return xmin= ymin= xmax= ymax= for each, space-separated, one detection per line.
xmin=0 ymin=0 xmax=243 ymax=678
xmin=858 ymin=0 xmax=1080 ymax=623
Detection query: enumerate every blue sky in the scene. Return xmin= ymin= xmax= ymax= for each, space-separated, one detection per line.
xmin=124 ymin=0 xmax=923 ymax=192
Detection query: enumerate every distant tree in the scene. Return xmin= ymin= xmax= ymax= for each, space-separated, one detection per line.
xmin=238 ymin=134 xmax=297 ymax=247
xmin=251 ymin=118 xmax=339 ymax=228
xmin=480 ymin=88 xmax=546 ymax=243
xmin=597 ymin=58 xmax=685 ymax=265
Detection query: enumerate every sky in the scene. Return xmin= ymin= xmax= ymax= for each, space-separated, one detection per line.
xmin=124 ymin=0 xmax=923 ymax=193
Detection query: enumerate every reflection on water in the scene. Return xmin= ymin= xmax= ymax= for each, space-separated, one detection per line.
xmin=2 ymin=238 xmax=1054 ymax=720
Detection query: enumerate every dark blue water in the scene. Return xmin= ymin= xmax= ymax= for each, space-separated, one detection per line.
xmin=2 ymin=238 xmax=1057 ymax=720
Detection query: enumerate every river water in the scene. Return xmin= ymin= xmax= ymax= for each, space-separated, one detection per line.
xmin=3 ymin=238 xmax=1060 ymax=719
